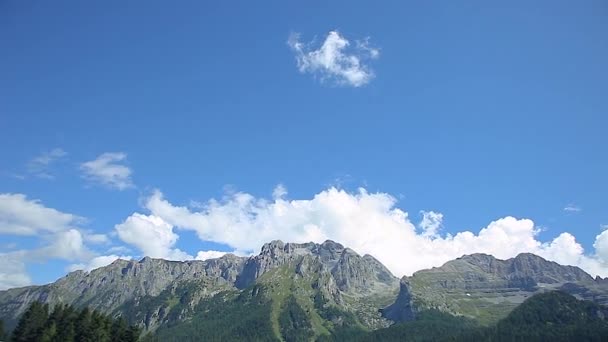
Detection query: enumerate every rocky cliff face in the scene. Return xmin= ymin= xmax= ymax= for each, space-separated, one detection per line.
xmin=0 ymin=254 xmax=248 ymax=321
xmin=236 ymin=240 xmax=398 ymax=293
xmin=0 ymin=239 xmax=399 ymax=331
xmin=2 ymin=241 xmax=607 ymax=334
xmin=381 ymin=277 xmax=416 ymax=321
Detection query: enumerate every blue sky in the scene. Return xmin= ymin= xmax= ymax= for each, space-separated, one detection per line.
xmin=1 ymin=0 xmax=607 ymax=288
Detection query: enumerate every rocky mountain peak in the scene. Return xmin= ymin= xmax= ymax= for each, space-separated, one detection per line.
xmin=235 ymin=239 xmax=397 ymax=292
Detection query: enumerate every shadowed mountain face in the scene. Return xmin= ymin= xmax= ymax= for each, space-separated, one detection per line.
xmin=0 ymin=241 xmax=607 ymax=340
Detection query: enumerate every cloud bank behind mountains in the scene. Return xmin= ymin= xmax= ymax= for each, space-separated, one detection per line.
xmin=134 ymin=186 xmax=608 ymax=279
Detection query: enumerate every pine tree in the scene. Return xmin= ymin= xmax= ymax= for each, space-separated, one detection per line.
xmin=11 ymin=301 xmax=49 ymax=342
xmin=110 ymin=316 xmax=127 ymax=341
xmin=90 ymin=311 xmax=111 ymax=342
xmin=12 ymin=302 xmax=140 ymax=342
xmin=75 ymin=307 xmax=94 ymax=342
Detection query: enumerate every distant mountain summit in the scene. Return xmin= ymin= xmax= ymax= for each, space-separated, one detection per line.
xmin=1 ymin=240 xmax=607 ymax=340
xmin=384 ymin=252 xmax=606 ymax=325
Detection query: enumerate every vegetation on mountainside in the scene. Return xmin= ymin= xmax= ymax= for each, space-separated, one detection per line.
xmin=7 ymin=287 xmax=608 ymax=342
xmin=145 ymin=286 xmax=277 ymax=341
xmin=363 ymin=291 xmax=608 ymax=342
xmin=145 ymin=263 xmax=372 ymax=342
xmin=473 ymin=291 xmax=608 ymax=341
xmin=9 ymin=301 xmax=140 ymax=342
xmin=358 ymin=309 xmax=479 ymax=341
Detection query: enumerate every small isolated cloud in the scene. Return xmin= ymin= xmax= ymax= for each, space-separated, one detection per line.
xmin=115 ymin=213 xmax=191 ymax=260
xmin=24 ymin=148 xmax=67 ymax=179
xmin=80 ymin=152 xmax=134 ymax=190
xmin=288 ymin=30 xmax=379 ymax=87
xmin=563 ymin=204 xmax=582 ymax=213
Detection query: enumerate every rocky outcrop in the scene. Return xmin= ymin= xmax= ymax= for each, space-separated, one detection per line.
xmin=381 ymin=277 xmax=416 ymax=322
xmin=236 ymin=240 xmax=398 ymax=293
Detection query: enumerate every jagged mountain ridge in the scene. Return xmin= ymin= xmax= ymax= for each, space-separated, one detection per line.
xmin=1 ymin=240 xmax=608 ymax=340
xmin=0 ymin=240 xmax=399 ymax=332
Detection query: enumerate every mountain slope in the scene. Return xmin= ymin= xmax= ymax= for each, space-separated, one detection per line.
xmin=0 ymin=240 xmax=400 ymax=339
xmin=364 ymin=291 xmax=608 ymax=342
xmin=383 ymin=252 xmax=608 ymax=325
xmin=2 ymin=241 xmax=608 ymax=340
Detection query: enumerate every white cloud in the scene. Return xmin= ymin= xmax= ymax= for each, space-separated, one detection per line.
xmin=0 ymin=230 xmax=97 ymax=290
xmin=142 ymin=187 xmax=608 ymax=278
xmin=68 ymin=254 xmax=130 ymax=272
xmin=0 ymin=193 xmax=84 ymax=235
xmin=106 ymin=245 xmax=132 ymax=254
xmin=272 ymin=184 xmax=287 ymax=200
xmin=115 ymin=213 xmax=192 ymax=260
xmin=80 ymin=152 xmax=134 ymax=190
xmin=594 ymin=229 xmax=608 ymax=262
xmin=419 ymin=211 xmax=443 ymax=238
xmin=35 ymin=229 xmax=93 ymax=261
xmin=84 ymin=233 xmax=110 ymax=244
xmin=288 ymin=31 xmax=379 ymax=87
xmin=26 ymin=148 xmax=67 ymax=179
xmin=563 ymin=204 xmax=582 ymax=212
xmin=195 ymin=250 xmax=227 ymax=260
xmin=0 ymin=251 xmax=31 ymax=289
xmin=0 ymin=192 xmax=118 ymax=289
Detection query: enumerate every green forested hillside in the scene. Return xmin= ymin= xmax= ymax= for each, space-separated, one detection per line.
xmin=8 ymin=301 xmax=140 ymax=342
xmin=144 ymin=289 xmax=608 ymax=341
xmin=5 ymin=289 xmax=608 ymax=341
xmin=367 ymin=291 xmax=608 ymax=342
xmin=486 ymin=291 xmax=608 ymax=341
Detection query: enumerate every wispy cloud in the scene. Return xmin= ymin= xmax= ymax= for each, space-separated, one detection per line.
xmin=25 ymin=148 xmax=67 ymax=179
xmin=563 ymin=204 xmax=582 ymax=213
xmin=80 ymin=152 xmax=134 ymax=190
xmin=288 ymin=31 xmax=379 ymax=87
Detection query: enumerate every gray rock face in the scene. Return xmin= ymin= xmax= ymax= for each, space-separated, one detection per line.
xmin=0 ymin=254 xmax=248 ymax=325
xmin=5 ymin=240 xmax=604 ymax=332
xmin=384 ymin=252 xmax=608 ymax=324
xmin=0 ymin=239 xmax=398 ymax=328
xmin=236 ymin=240 xmax=398 ymax=293
xmin=381 ymin=277 xmax=416 ymax=322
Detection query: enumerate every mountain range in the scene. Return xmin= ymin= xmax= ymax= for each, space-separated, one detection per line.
xmin=1 ymin=239 xmax=608 ymax=341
